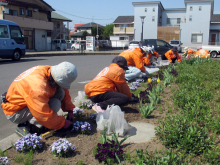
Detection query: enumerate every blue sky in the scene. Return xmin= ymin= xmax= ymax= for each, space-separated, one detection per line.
xmin=44 ymin=0 xmax=220 ymax=28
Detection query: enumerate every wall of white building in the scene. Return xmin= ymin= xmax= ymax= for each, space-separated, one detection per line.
xmin=35 ymin=29 xmax=47 ymax=51
xmin=181 ymin=2 xmax=212 ymax=47
xmin=134 ymin=4 xmax=159 ymax=41
xmin=162 ymin=10 xmax=186 ymax=26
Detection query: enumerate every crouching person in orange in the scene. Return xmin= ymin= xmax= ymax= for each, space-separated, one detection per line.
xmin=143 ymin=46 xmax=159 ymax=68
xmin=118 ymin=47 xmax=148 ymax=81
xmin=196 ymin=46 xmax=210 ymax=59
xmin=1 ymin=62 xmax=77 ymax=137
xmin=84 ymin=56 xmax=132 ymax=113
xmin=164 ymin=47 xmax=181 ymax=63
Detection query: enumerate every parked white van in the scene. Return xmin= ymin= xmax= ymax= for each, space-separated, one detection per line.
xmin=0 ymin=19 xmax=25 ymax=61
xmin=53 ymin=39 xmax=67 ymax=51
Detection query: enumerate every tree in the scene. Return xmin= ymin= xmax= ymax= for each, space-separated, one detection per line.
xmin=91 ymin=26 xmax=104 ymax=40
xmin=102 ymin=24 xmax=114 ymax=40
xmin=82 ymin=31 xmax=90 ymax=40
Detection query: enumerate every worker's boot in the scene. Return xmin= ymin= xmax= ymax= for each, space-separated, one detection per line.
xmin=15 ymin=121 xmax=31 ymax=137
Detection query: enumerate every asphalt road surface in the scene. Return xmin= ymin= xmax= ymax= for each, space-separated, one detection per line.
xmin=0 ymin=54 xmax=117 ymax=140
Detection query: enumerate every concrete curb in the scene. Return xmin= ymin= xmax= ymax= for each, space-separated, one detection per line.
xmin=0 ymin=133 xmax=20 ymax=151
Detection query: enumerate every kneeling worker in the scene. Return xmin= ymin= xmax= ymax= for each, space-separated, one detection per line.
xmin=1 ymin=62 xmax=77 ymax=137
xmin=84 ymin=56 xmax=133 ymax=113
xmin=118 ymin=47 xmax=148 ymax=81
xmin=143 ymin=46 xmax=159 ymax=68
xmin=164 ymin=47 xmax=181 ymax=63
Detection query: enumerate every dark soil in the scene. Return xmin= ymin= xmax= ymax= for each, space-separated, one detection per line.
xmin=6 ymin=84 xmax=176 ymax=165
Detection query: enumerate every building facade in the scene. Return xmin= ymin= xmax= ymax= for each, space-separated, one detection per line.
xmin=111 ymin=16 xmax=134 ymax=47
xmin=0 ymin=0 xmax=54 ymax=51
xmin=70 ymin=22 xmax=104 ymax=40
xmin=132 ymin=0 xmax=220 ymax=47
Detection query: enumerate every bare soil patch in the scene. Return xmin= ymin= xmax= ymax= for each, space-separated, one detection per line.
xmin=6 ymin=84 xmax=176 ymax=165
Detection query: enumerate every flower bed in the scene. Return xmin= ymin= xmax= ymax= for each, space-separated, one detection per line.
xmin=3 ymin=56 xmax=220 ymax=164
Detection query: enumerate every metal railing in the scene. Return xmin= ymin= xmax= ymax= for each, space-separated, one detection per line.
xmin=208 ymin=42 xmax=220 ymax=46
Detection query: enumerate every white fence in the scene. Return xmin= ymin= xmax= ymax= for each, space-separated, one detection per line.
xmin=111 ymin=40 xmax=129 ymax=47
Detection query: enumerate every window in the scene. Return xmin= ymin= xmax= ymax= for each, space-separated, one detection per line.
xmin=120 ymin=25 xmax=126 ymax=32
xmin=167 ymin=18 xmax=170 ymax=24
xmin=9 ymin=25 xmax=23 ymax=44
xmin=9 ymin=9 xmax=18 ymax=16
xmin=26 ymin=10 xmax=32 ymax=17
xmin=0 ymin=25 xmax=9 ymax=38
xmin=152 ymin=16 xmax=155 ymax=22
xmin=153 ymin=8 xmax=155 ymax=12
xmin=119 ymin=37 xmax=128 ymax=40
xmin=190 ymin=6 xmax=193 ymax=11
xmin=156 ymin=40 xmax=166 ymax=46
xmin=191 ymin=33 xmax=203 ymax=43
xmin=19 ymin=8 xmax=24 ymax=15
xmin=189 ymin=15 xmax=192 ymax=21
xmin=145 ymin=8 xmax=147 ymax=12
xmin=199 ymin=6 xmax=202 ymax=11
xmin=167 ymin=18 xmax=181 ymax=26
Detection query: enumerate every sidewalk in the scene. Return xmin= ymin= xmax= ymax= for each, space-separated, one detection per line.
xmin=25 ymin=50 xmax=123 ymax=57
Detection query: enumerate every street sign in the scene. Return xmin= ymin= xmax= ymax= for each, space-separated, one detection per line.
xmin=96 ymin=35 xmax=99 ymax=39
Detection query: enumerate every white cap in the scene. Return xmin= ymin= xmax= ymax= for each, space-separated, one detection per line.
xmin=184 ymin=47 xmax=189 ymax=51
xmin=51 ymin=61 xmax=77 ymax=89
xmin=141 ymin=46 xmax=148 ymax=52
xmin=141 ymin=46 xmax=154 ymax=54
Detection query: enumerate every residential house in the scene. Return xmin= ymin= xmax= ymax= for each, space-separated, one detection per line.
xmin=0 ymin=0 xmax=54 ymax=51
xmin=51 ymin=12 xmax=72 ymax=41
xmin=132 ymin=0 xmax=220 ymax=47
xmin=70 ymin=22 xmax=104 ymax=40
xmin=111 ymin=16 xmax=134 ymax=47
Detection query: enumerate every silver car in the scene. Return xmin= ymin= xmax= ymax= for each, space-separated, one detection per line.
xmin=128 ymin=41 xmax=140 ymax=49
xmin=169 ymin=40 xmax=182 ymax=52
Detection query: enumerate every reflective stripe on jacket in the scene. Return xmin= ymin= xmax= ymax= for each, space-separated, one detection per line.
xmin=1 ymin=65 xmax=75 ymax=129
xmin=143 ymin=51 xmax=159 ymax=66
xmin=165 ymin=49 xmax=181 ymax=63
xmin=84 ymin=63 xmax=132 ymax=99
xmin=118 ymin=48 xmax=145 ymax=73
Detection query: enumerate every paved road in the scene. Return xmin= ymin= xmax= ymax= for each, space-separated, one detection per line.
xmin=0 ymin=54 xmax=117 ymax=140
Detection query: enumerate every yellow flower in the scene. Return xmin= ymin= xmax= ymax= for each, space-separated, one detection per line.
xmin=157 ymin=78 xmax=160 ymax=83
xmin=148 ymin=78 xmax=152 ymax=83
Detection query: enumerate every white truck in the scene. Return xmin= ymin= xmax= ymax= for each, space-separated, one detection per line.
xmin=201 ymin=45 xmax=220 ymax=58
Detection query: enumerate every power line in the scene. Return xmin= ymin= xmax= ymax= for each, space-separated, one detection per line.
xmin=54 ymin=8 xmax=115 ymax=20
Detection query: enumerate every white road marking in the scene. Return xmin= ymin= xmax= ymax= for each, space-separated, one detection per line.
xmin=78 ymin=80 xmax=91 ymax=84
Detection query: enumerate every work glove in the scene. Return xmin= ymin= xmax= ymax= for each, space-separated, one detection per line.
xmin=67 ymin=110 xmax=74 ymax=121
xmin=63 ymin=120 xmax=73 ymax=129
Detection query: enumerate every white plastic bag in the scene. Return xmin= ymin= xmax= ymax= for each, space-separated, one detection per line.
xmin=74 ymin=91 xmax=87 ymax=106
xmin=96 ymin=105 xmax=128 ymax=136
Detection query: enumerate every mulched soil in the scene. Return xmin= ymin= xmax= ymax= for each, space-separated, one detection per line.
xmin=6 ymin=84 xmax=176 ymax=165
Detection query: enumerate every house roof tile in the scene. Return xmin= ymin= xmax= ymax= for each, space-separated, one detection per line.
xmin=51 ymin=12 xmax=72 ymax=22
xmin=211 ymin=14 xmax=220 ymax=22
xmin=77 ymin=22 xmax=104 ymax=28
xmin=113 ymin=16 xmax=134 ymax=24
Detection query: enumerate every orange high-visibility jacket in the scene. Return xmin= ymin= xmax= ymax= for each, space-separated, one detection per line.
xmin=143 ymin=51 xmax=159 ymax=66
xmin=118 ymin=48 xmax=145 ymax=73
xmin=1 ymin=66 xmax=75 ymax=129
xmin=196 ymin=49 xmax=209 ymax=58
xmin=84 ymin=63 xmax=132 ymax=99
xmin=165 ymin=49 xmax=181 ymax=63
xmin=187 ymin=48 xmax=196 ymax=55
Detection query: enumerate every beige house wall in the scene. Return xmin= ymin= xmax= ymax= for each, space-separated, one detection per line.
xmin=7 ymin=4 xmax=47 ymax=21
xmin=5 ymin=15 xmax=53 ymax=30
xmin=0 ymin=6 xmax=3 ymax=19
